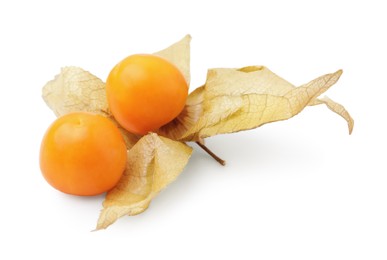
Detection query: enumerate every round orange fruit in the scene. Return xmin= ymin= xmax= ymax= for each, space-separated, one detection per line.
xmin=106 ymin=54 xmax=188 ymax=135
xmin=39 ymin=112 xmax=127 ymax=196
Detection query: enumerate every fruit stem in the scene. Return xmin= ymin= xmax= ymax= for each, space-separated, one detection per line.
xmin=195 ymin=141 xmax=226 ymax=166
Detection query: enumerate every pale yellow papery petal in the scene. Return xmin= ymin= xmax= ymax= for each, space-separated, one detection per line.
xmin=159 ymin=67 xmax=352 ymax=141
xmin=154 ymin=34 xmax=191 ymax=85
xmin=96 ymin=133 xmax=192 ymax=230
xmin=310 ymin=96 xmax=354 ymax=134
xmin=42 ymin=66 xmax=108 ymax=117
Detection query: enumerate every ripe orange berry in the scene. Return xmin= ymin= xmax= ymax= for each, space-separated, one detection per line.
xmin=39 ymin=112 xmax=127 ymax=196
xmin=106 ymin=54 xmax=188 ymax=135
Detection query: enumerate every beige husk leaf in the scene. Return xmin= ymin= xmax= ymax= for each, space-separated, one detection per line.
xmin=96 ymin=133 xmax=192 ymax=230
xmin=159 ymin=66 xmax=353 ymax=141
xmin=41 ymin=35 xmax=353 ymax=230
xmin=310 ymin=96 xmax=354 ymax=133
xmin=154 ymin=34 xmax=191 ymax=85
xmin=42 ymin=66 xmax=108 ymax=117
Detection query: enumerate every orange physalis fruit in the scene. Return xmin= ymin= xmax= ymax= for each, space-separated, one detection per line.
xmin=39 ymin=112 xmax=127 ymax=196
xmin=106 ymin=54 xmax=188 ymax=135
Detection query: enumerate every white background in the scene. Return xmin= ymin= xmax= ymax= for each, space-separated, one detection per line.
xmin=0 ymin=0 xmax=386 ymax=259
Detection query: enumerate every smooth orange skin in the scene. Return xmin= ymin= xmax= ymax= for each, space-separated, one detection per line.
xmin=106 ymin=54 xmax=188 ymax=135
xmin=39 ymin=112 xmax=127 ymax=196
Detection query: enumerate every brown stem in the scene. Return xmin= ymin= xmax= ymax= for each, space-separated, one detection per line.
xmin=195 ymin=141 xmax=226 ymax=166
